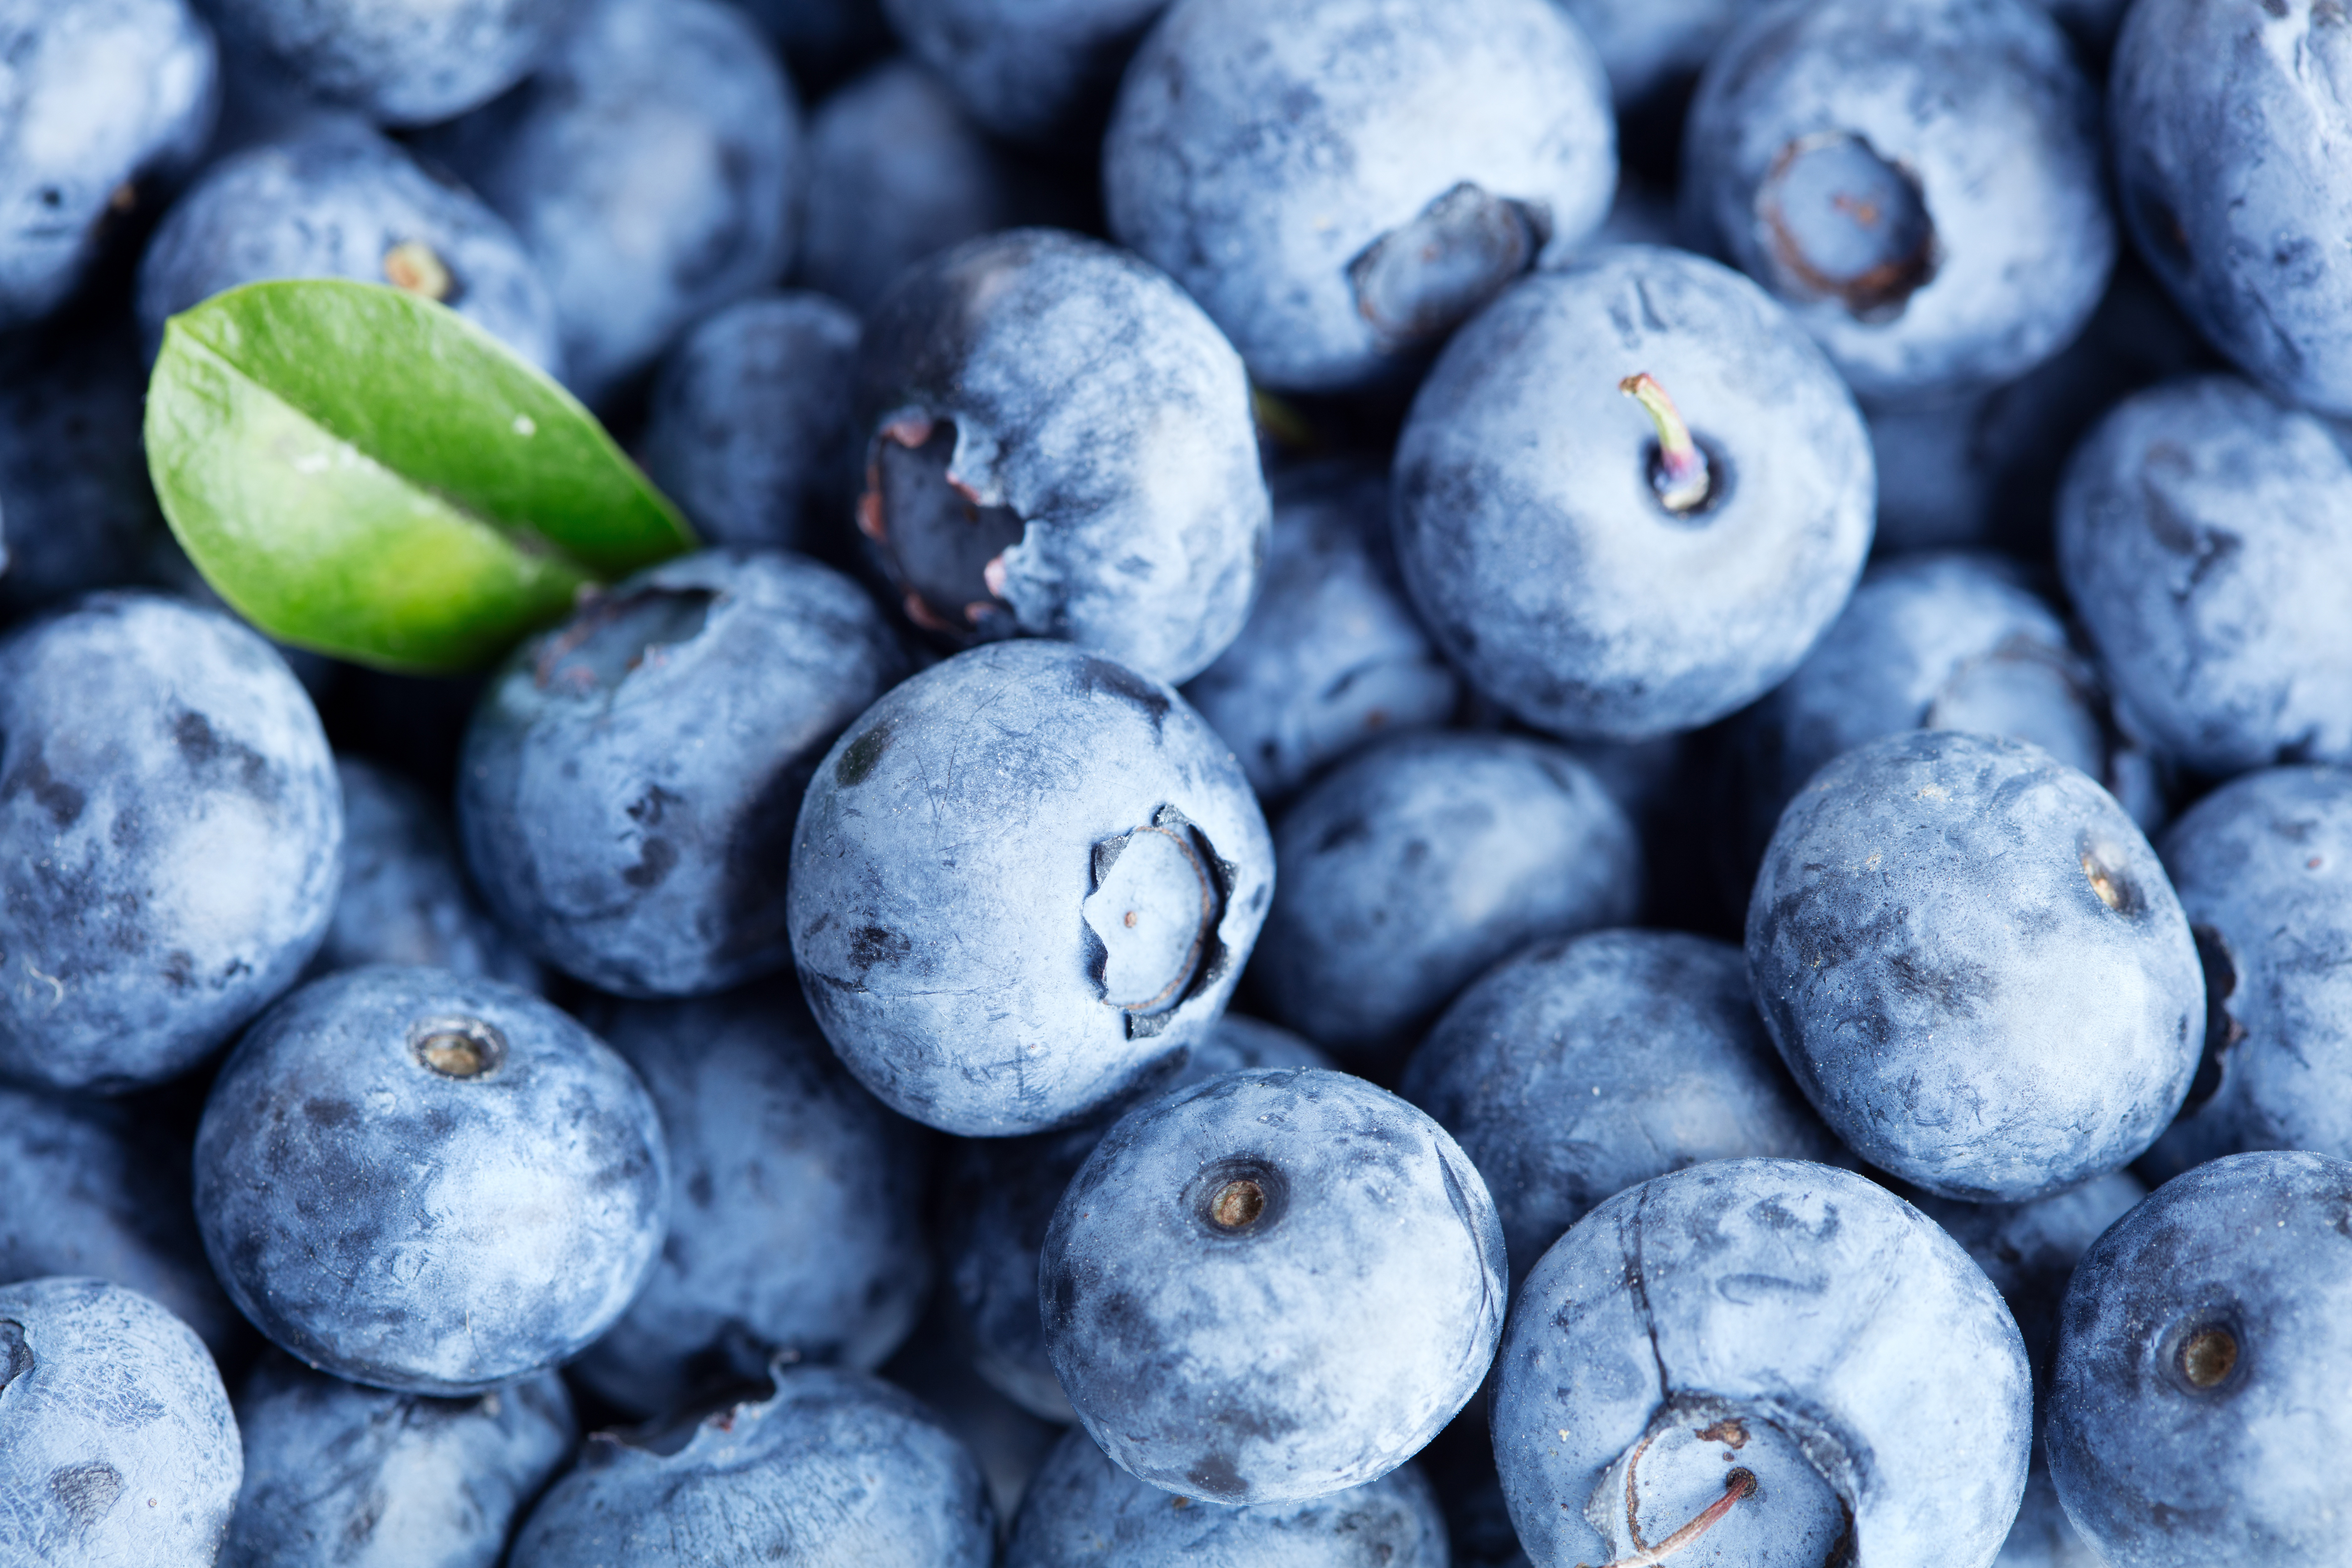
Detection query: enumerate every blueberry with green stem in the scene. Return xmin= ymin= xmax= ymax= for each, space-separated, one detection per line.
xmin=1618 ymin=371 xmax=1712 ymax=514
xmin=1391 ymin=244 xmax=1873 ymax=742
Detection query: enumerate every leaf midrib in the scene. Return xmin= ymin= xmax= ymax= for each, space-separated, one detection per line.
xmin=164 ymin=318 xmax=596 ymax=578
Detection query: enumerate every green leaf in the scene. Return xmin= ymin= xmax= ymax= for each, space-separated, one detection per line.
xmin=145 ymin=279 xmax=696 ymax=674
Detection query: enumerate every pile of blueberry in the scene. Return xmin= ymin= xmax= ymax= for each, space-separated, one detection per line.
xmin=3 ymin=0 xmax=2351 ymax=1564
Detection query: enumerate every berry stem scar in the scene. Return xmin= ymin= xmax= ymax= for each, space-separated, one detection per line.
xmin=1619 ymin=372 xmax=1712 ymax=513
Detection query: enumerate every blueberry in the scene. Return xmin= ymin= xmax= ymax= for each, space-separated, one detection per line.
xmin=1180 ymin=461 xmax=1461 ymax=805
xmin=1682 ymin=0 xmax=2112 ymax=402
xmin=567 ymin=979 xmax=934 ymax=1419
xmin=798 ymin=60 xmax=1019 ymax=314
xmin=319 ymin=758 xmax=540 ymax=989
xmin=1492 ymin=1159 xmax=2031 ymax=1568
xmin=940 ymin=1013 xmax=1328 ymax=1424
xmin=0 ymin=592 xmax=341 ymax=1094
xmin=0 ymin=309 xmax=175 ymax=616
xmin=1252 ymin=732 xmax=1642 ymax=1061
xmin=222 ymin=1353 xmax=576 ymax=1568
xmin=1747 ymin=730 xmax=2202 ymax=1201
xmin=0 ymin=1276 xmax=242 ymax=1566
xmin=1104 ymin=0 xmax=1615 ymax=394
xmin=789 ymin=639 xmax=1274 ymax=1137
xmin=2141 ymin=766 xmax=2352 ymax=1179
xmin=0 ymin=0 xmax=218 ymax=329
xmin=0 ymin=1085 xmax=241 ymax=1357
xmin=135 ymin=119 xmax=563 ymax=374
xmin=1391 ymin=246 xmax=1874 ymax=741
xmin=2110 ymin=0 xmax=2352 ymax=416
xmin=192 ymin=965 xmax=668 ymax=1394
xmin=1006 ymin=1425 xmax=1449 ymax=1567
xmin=1401 ymin=930 xmax=1845 ymax=1284
xmin=207 ymin=0 xmax=573 ymax=126
xmin=1040 ymin=1067 xmax=1505 ymax=1503
xmin=1864 ymin=264 xmax=2219 ymax=559
xmin=639 ymin=293 xmax=859 ymax=555
xmin=2048 ymin=1151 xmax=2352 ymax=1566
xmin=853 ymin=228 xmax=1267 ymax=684
xmin=418 ymin=0 xmax=801 ymax=405
xmin=2056 ymin=375 xmax=2352 ymax=777
xmin=879 ymin=0 xmax=1166 ymax=146
xmin=1726 ymin=552 xmax=2146 ymax=881
xmin=458 ymin=548 xmax=907 ymax=998
xmin=508 ymin=1364 xmax=995 ymax=1566
xmin=1908 ymin=1175 xmax=2143 ymax=1568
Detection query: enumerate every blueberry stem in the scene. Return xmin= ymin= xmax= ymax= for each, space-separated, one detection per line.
xmin=1618 ymin=373 xmax=1711 ymax=513
xmin=1601 ymin=1468 xmax=1757 ymax=1567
